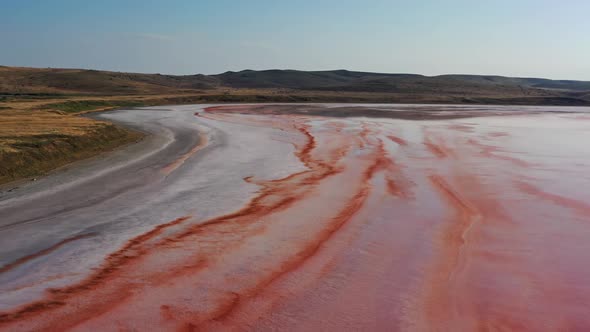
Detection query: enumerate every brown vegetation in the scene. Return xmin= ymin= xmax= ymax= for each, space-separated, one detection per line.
xmin=0 ymin=109 xmax=142 ymax=185
xmin=2 ymin=66 xmax=590 ymax=105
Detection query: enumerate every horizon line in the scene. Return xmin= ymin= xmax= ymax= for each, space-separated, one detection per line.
xmin=2 ymin=64 xmax=589 ymax=82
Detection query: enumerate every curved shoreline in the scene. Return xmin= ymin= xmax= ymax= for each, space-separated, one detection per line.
xmin=0 ymin=104 xmax=305 ymax=315
xmin=0 ymin=106 xmax=215 ymax=304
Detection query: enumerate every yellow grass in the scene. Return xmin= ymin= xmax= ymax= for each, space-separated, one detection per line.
xmin=0 ymin=104 xmax=143 ymax=184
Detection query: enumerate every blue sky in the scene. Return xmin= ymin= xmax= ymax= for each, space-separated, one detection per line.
xmin=1 ymin=0 xmax=589 ymax=79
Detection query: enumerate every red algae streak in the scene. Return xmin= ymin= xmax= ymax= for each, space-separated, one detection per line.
xmin=466 ymin=138 xmax=532 ymax=167
xmin=515 ymin=180 xmax=590 ymax=216
xmin=488 ymin=131 xmax=509 ymax=138
xmin=0 ymin=216 xmax=193 ymax=328
xmin=0 ymin=233 xmax=96 ymax=275
xmin=161 ymin=132 xmax=209 ymax=175
xmin=387 ymin=134 xmax=408 ymax=146
xmin=423 ymin=131 xmax=455 ymax=159
xmin=447 ymin=123 xmax=475 ymax=132
xmin=2 ymin=106 xmax=590 ymax=331
xmin=415 ymin=175 xmax=481 ymax=330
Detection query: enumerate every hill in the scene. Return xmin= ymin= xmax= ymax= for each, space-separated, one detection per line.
xmin=214 ymin=70 xmax=590 ymax=105
xmin=1 ymin=66 xmax=590 ymax=105
xmin=0 ymin=66 xmax=218 ymax=95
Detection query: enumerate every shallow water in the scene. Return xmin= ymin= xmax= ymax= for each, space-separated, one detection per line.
xmin=0 ymin=104 xmax=589 ymax=331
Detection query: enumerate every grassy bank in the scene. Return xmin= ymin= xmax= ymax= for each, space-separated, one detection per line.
xmin=40 ymin=100 xmax=146 ymax=114
xmin=0 ymin=109 xmax=142 ymax=185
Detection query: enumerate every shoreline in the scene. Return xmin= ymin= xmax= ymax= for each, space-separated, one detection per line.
xmin=2 ymin=102 xmax=590 ymax=190
xmin=0 ymin=122 xmax=145 ymax=189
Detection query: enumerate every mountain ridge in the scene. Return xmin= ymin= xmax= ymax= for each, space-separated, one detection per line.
xmin=2 ymin=66 xmax=590 ymax=106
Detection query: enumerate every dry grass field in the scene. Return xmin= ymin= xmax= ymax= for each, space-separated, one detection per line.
xmin=0 ymin=108 xmax=142 ymax=185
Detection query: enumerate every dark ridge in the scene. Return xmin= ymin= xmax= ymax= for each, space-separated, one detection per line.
xmin=1 ymin=66 xmax=589 ymax=105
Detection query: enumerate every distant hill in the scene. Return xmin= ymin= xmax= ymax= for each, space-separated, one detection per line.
xmin=2 ymin=66 xmax=590 ymax=105
xmin=215 ymin=70 xmax=590 ymax=95
xmin=212 ymin=69 xmax=416 ymax=89
xmin=0 ymin=66 xmax=218 ymax=95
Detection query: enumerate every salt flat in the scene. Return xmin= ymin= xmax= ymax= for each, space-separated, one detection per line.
xmin=1 ymin=104 xmax=589 ymax=331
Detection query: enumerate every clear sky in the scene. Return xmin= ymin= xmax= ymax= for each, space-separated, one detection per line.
xmin=1 ymin=0 xmax=589 ymax=80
